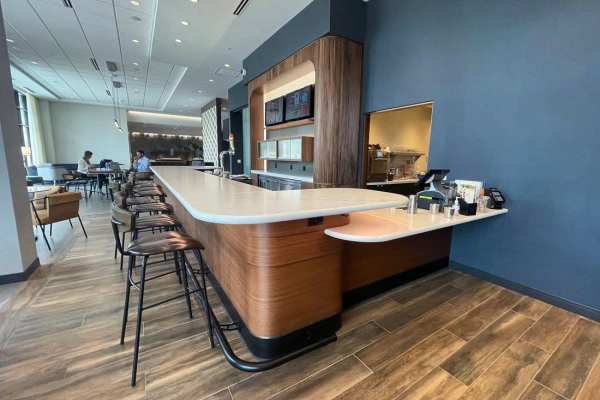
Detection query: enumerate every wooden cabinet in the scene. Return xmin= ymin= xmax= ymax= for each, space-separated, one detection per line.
xmin=259 ymin=136 xmax=313 ymax=162
xmin=258 ymin=140 xmax=277 ymax=160
xmin=277 ymin=136 xmax=313 ymax=162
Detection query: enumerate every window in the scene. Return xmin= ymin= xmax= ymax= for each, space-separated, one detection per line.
xmin=15 ymin=91 xmax=32 ymax=166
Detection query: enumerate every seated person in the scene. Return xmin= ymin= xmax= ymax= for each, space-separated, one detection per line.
xmin=77 ymin=150 xmax=93 ymax=176
xmin=77 ymin=150 xmax=107 ymax=189
xmin=132 ymin=150 xmax=150 ymax=172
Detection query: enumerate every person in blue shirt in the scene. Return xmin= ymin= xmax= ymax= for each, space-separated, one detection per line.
xmin=133 ymin=149 xmax=150 ymax=172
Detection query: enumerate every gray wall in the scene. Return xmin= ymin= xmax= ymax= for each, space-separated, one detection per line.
xmin=364 ymin=0 xmax=600 ymax=312
xmin=0 ymin=4 xmax=37 ymax=278
xmin=48 ymin=102 xmax=130 ymax=165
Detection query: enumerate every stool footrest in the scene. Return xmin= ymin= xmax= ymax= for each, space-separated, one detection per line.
xmin=142 ymin=289 xmax=201 ymax=311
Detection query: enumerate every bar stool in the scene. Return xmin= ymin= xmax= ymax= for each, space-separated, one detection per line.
xmin=112 ymin=209 xmax=204 ymax=386
xmin=111 ymin=205 xmax=181 ymax=270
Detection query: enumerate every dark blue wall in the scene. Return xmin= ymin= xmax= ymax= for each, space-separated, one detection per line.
xmin=364 ymin=0 xmax=600 ymax=312
xmin=242 ymin=0 xmax=366 ymax=83
xmin=228 ymin=80 xmax=248 ymax=111
xmin=243 ymin=0 xmax=332 ymax=83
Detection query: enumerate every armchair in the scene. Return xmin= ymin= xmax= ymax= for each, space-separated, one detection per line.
xmin=30 ymin=191 xmax=87 ymax=251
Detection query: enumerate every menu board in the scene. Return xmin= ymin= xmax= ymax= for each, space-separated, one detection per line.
xmin=285 ymin=85 xmax=314 ymax=121
xmin=265 ymin=97 xmax=285 ymax=126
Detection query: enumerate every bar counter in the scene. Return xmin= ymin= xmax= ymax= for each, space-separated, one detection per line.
xmin=151 ymin=166 xmax=507 ymax=360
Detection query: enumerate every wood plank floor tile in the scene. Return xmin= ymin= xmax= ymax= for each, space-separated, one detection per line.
xmin=204 ymin=389 xmax=233 ymax=400
xmin=270 ymin=355 xmax=371 ymax=400
xmin=519 ymin=382 xmax=564 ymax=400
xmin=395 ymin=367 xmax=467 ymax=400
xmin=513 ymin=297 xmax=551 ymax=320
xmin=334 ymin=329 xmax=465 ymax=400
xmin=376 ymin=284 xmax=463 ymax=332
xmin=441 ymin=311 xmax=534 ymax=385
xmin=229 ymin=322 xmax=386 ymax=400
xmin=535 ymin=318 xmax=600 ymax=399
xmin=357 ymin=301 xmax=470 ymax=370
xmin=446 ymin=289 xmax=523 ymax=341
xmin=521 ymin=307 xmax=578 ymax=353
xmin=459 ymin=340 xmax=547 ymax=400
xmin=447 ymin=280 xmax=502 ymax=311
xmin=389 ymin=270 xmax=462 ymax=305
xmin=339 ymin=296 xmax=401 ymax=335
xmin=577 ymin=356 xmax=600 ymax=400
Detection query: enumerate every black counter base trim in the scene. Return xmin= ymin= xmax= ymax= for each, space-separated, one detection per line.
xmin=343 ymin=257 xmax=449 ymax=308
xmin=206 ymin=265 xmax=340 ymax=360
xmin=451 ymin=261 xmax=600 ymax=322
xmin=0 ymin=257 xmax=40 ymax=285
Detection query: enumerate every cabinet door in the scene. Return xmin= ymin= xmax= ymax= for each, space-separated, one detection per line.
xmin=278 ymin=139 xmax=291 ymax=160
xmin=289 ymin=138 xmax=302 ymax=160
xmin=266 ymin=141 xmax=277 ymax=158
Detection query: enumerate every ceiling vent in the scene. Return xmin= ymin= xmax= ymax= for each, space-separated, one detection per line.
xmin=62 ymin=0 xmax=73 ymax=8
xmin=106 ymin=61 xmax=119 ymax=72
xmin=233 ymin=0 xmax=250 ymax=15
xmin=215 ymin=66 xmax=239 ymax=78
xmin=90 ymin=58 xmax=100 ymax=71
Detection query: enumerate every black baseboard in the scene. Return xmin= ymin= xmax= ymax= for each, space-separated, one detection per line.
xmin=451 ymin=261 xmax=600 ymax=322
xmin=206 ymin=268 xmax=340 ymax=360
xmin=342 ymin=257 xmax=449 ymax=308
xmin=0 ymin=257 xmax=40 ymax=285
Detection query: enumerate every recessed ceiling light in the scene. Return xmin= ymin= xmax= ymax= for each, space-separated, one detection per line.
xmin=132 ymin=62 xmax=139 ymax=66
xmin=134 ymin=89 xmax=140 ymax=93
xmin=31 ymin=61 xmax=39 ymax=65
xmin=224 ymin=63 xmax=231 ymax=68
xmin=196 ymin=89 xmax=203 ymax=93
xmin=132 ymin=39 xmax=140 ymax=44
xmin=133 ymin=77 xmax=139 ymax=80
xmin=6 ymin=38 xmax=14 ymax=43
xmin=175 ymin=38 xmax=182 ymax=44
xmin=130 ymin=0 xmax=140 ymax=6
xmin=181 ymin=21 xmax=189 ymax=26
xmin=209 ymin=79 xmax=214 ymax=82
xmin=189 ymin=0 xmax=198 ymax=3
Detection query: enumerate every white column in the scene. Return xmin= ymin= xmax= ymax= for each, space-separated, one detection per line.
xmin=0 ymin=3 xmax=39 ymax=281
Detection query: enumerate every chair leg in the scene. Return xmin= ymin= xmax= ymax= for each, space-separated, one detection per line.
xmin=173 ymin=250 xmax=182 ymax=284
xmin=195 ymin=251 xmax=214 ymax=348
xmin=120 ymin=255 xmax=135 ymax=345
xmin=131 ymin=255 xmax=148 ymax=387
xmin=77 ymin=214 xmax=88 ymax=238
xmin=40 ymin=225 xmax=51 ymax=252
xmin=120 ymin=232 xmax=126 ymax=270
xmin=68 ymin=219 xmax=73 ymax=228
xmin=179 ymin=251 xmax=193 ymax=319
xmin=49 ymin=224 xmax=53 ymax=236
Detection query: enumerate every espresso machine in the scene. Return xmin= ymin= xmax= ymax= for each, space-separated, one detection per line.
xmin=416 ymin=169 xmax=452 ymax=209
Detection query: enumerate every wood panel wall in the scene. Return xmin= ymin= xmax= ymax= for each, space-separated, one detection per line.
xmin=161 ymin=184 xmax=348 ymax=338
xmin=248 ymin=36 xmax=363 ymax=188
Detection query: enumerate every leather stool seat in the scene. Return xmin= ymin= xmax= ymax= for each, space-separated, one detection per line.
xmin=135 ymin=215 xmax=180 ymax=230
xmin=131 ymin=202 xmax=174 ymax=213
xmin=127 ymin=232 xmax=204 ymax=256
xmin=126 ymin=196 xmax=158 ymax=206
xmin=133 ymin=189 xmax=163 ymax=197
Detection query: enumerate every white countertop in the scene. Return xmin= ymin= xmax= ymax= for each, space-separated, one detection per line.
xmin=250 ymin=169 xmax=314 ymax=184
xmin=152 ymin=166 xmax=408 ymax=224
xmin=366 ymin=178 xmax=419 ymax=186
xmin=324 ymin=207 xmax=508 ymax=243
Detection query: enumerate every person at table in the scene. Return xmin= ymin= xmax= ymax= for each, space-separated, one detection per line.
xmin=133 ymin=149 xmax=150 ymax=172
xmin=77 ymin=150 xmax=107 ymax=189
xmin=77 ymin=150 xmax=93 ymax=176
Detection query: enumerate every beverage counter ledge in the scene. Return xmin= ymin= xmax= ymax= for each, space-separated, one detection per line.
xmin=150 ymin=166 xmax=508 ymax=360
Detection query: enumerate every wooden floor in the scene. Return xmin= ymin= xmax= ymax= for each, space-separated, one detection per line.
xmin=1 ymin=197 xmax=600 ymax=400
